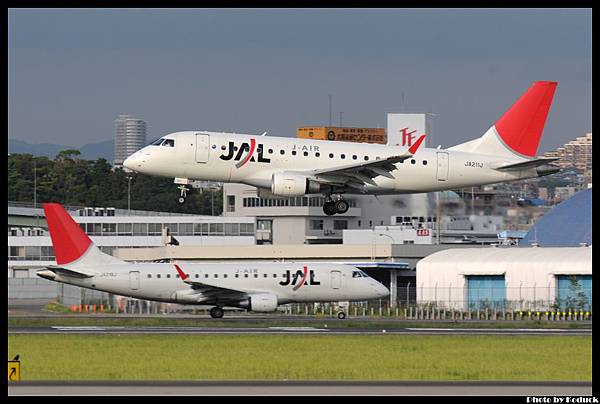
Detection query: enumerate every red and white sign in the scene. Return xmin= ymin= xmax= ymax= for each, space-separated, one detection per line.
xmin=417 ymin=229 xmax=430 ymax=237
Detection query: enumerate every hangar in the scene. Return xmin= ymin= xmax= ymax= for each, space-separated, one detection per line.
xmin=416 ymin=246 xmax=591 ymax=311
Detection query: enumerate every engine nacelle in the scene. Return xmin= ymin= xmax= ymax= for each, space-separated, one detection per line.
xmin=271 ymin=172 xmax=320 ymax=197
xmin=241 ymin=293 xmax=278 ymax=312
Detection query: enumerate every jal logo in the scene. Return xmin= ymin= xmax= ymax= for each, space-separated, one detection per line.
xmin=220 ymin=138 xmax=271 ymax=168
xmin=400 ymin=127 xmax=417 ymax=147
xmin=279 ymin=266 xmax=321 ymax=290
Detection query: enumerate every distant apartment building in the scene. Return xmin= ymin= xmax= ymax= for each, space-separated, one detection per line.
xmin=114 ymin=115 xmax=147 ymax=167
xmin=543 ymin=133 xmax=592 ymax=173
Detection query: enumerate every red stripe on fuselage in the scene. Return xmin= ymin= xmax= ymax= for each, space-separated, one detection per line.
xmin=293 ymin=266 xmax=309 ymax=291
xmin=236 ymin=138 xmax=256 ymax=168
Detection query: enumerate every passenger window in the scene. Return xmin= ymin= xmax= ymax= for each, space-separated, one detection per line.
xmin=315 ymin=152 xmax=320 ymax=157
xmin=162 ymin=139 xmax=175 ymax=147
xmin=273 ymin=274 xmax=277 ymax=278
xmin=205 ymin=274 xmax=209 ymax=278
xmin=364 ymin=156 xmax=369 ymax=161
xmin=221 ymin=145 xmax=226 ymax=150
xmin=244 ymin=274 xmax=249 ymax=278
xmin=214 ymin=274 xmax=218 ymax=278
xmin=254 ymin=274 xmax=258 ymax=278
xmin=341 ymin=154 xmax=346 ymax=159
xmin=423 ymin=160 xmax=427 ymax=165
xmin=166 ymin=274 xmax=171 ymax=278
xmin=195 ymin=274 xmax=199 ymax=278
xmin=329 ymin=153 xmax=334 ymax=158
xmin=280 ymin=150 xmax=285 ymax=155
xmin=235 ymin=274 xmax=239 ymax=278
xmin=411 ymin=159 xmax=416 ymax=164
xmin=263 ymin=274 xmax=268 ymax=278
xmin=268 ymin=149 xmax=273 ymax=154
xmin=303 ymin=151 xmax=308 ymax=157
xmin=292 ymin=151 xmax=297 ymax=156
xmin=157 ymin=274 xmax=161 ymax=278
xmin=224 ymin=274 xmax=228 ymax=278
xmin=352 ymin=155 xmax=357 ymax=160
xmin=147 ymin=274 xmax=152 ymax=278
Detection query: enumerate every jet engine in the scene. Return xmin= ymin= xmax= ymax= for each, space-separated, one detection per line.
xmin=240 ymin=293 xmax=279 ymax=312
xmin=271 ymin=172 xmax=320 ymax=196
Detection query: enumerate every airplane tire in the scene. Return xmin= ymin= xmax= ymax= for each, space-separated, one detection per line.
xmin=178 ymin=197 xmax=186 ymax=204
xmin=210 ymin=307 xmax=224 ymax=318
xmin=323 ymin=201 xmax=337 ymax=216
xmin=335 ymin=200 xmax=349 ymax=214
xmin=337 ymin=311 xmax=347 ymax=320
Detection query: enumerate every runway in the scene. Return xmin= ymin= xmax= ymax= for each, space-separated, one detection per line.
xmin=8 ymin=381 xmax=593 ymax=396
xmin=9 ymin=325 xmax=592 ymax=336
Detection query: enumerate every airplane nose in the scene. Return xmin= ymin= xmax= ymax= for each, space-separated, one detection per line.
xmin=375 ymin=283 xmax=389 ymax=299
xmin=123 ymin=153 xmax=143 ymax=171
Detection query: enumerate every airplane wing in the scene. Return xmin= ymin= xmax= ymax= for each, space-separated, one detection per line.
xmin=493 ymin=157 xmax=560 ymax=171
xmin=300 ymin=134 xmax=426 ymax=192
xmin=173 ymin=264 xmax=249 ymax=302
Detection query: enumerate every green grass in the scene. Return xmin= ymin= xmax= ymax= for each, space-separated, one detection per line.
xmin=8 ymin=334 xmax=591 ymax=381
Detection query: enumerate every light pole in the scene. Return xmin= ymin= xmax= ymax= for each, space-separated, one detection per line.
xmin=127 ymin=176 xmax=132 ymax=213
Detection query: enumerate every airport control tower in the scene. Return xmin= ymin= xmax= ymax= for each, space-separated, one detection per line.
xmin=114 ymin=115 xmax=147 ymax=168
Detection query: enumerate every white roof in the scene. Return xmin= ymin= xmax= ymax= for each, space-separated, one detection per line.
xmin=418 ymin=246 xmax=591 ymax=275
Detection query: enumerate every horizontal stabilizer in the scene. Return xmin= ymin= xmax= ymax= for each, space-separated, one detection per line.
xmin=494 ymin=157 xmax=560 ymax=171
xmin=39 ymin=266 xmax=95 ymax=279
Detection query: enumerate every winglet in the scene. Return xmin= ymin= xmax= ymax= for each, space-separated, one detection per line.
xmin=174 ymin=264 xmax=189 ymax=281
xmin=408 ymin=134 xmax=426 ymax=154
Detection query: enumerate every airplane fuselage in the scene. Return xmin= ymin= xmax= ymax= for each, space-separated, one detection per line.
xmin=125 ymin=131 xmax=538 ymax=195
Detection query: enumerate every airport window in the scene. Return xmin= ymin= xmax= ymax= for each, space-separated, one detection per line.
xmin=423 ymin=160 xmax=428 ymax=165
xmin=209 ymin=223 xmax=224 ymax=235
xmin=179 ymin=223 xmax=193 ymax=236
xmin=333 ymin=220 xmax=348 ymax=230
xmin=117 ymin=223 xmax=132 ymax=236
xmin=411 ymin=159 xmax=416 ymax=164
xmin=292 ymin=150 xmax=297 ymax=156
xmin=162 ymin=139 xmax=175 ymax=147
xmin=225 ymin=223 xmax=239 ymax=236
xmin=310 ymin=220 xmax=324 ymax=230
xmin=240 ymin=223 xmax=254 ymax=236
xmin=315 ymin=152 xmax=320 ymax=157
xmin=133 ymin=223 xmax=147 ymax=236
xmin=201 ymin=223 xmax=209 ymax=236
xmin=101 ymin=223 xmax=116 ymax=235
xmin=352 ymin=155 xmax=357 ymax=160
xmin=194 ymin=223 xmax=203 ymax=235
xmin=329 ymin=153 xmax=334 ymax=158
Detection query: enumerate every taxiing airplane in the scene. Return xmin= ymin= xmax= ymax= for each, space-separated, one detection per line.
xmin=36 ymin=203 xmax=389 ymax=318
xmin=124 ymin=81 xmax=560 ymax=216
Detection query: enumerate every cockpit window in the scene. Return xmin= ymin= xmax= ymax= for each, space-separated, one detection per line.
xmin=352 ymin=270 xmax=369 ymax=278
xmin=150 ymin=138 xmax=164 ymax=146
xmin=161 ymin=139 xmax=175 ymax=147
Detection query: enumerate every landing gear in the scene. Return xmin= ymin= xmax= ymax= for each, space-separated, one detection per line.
xmin=209 ymin=306 xmax=224 ymax=319
xmin=337 ymin=311 xmax=347 ymax=320
xmin=322 ymin=195 xmax=350 ymax=215
xmin=177 ymin=185 xmax=189 ymax=205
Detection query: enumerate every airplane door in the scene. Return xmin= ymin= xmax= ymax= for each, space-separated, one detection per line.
xmin=129 ymin=271 xmax=140 ymax=290
xmin=196 ymin=134 xmax=210 ymax=163
xmin=330 ymin=271 xmax=341 ymax=289
xmin=436 ymin=152 xmax=449 ymax=181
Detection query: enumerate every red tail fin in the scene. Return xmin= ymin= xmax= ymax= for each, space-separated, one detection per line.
xmin=495 ymin=81 xmax=557 ymax=158
xmin=43 ymin=203 xmax=92 ymax=265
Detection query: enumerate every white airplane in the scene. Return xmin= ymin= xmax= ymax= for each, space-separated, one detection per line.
xmin=36 ymin=203 xmax=389 ymax=318
xmin=124 ymin=81 xmax=560 ymax=215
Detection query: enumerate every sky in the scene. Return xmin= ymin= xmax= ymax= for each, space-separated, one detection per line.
xmin=8 ymin=8 xmax=592 ymax=152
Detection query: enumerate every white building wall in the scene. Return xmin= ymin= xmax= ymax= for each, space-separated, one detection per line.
xmin=416 ymin=246 xmax=592 ymax=310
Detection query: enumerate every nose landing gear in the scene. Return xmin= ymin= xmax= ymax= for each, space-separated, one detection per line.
xmin=177 ymin=185 xmax=188 ymax=204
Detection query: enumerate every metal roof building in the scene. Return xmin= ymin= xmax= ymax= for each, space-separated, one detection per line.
xmin=416 ymin=246 xmax=592 ymax=311
xmin=520 ymin=188 xmax=592 ymax=247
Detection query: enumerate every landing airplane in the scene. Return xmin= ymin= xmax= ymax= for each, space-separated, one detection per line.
xmin=36 ymin=203 xmax=389 ymax=318
xmin=124 ymin=81 xmax=560 ymax=216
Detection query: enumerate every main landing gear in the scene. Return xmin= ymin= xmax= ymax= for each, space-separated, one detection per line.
xmin=209 ymin=306 xmax=224 ymax=319
xmin=177 ymin=185 xmax=189 ymax=204
xmin=323 ymin=195 xmax=349 ymax=216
